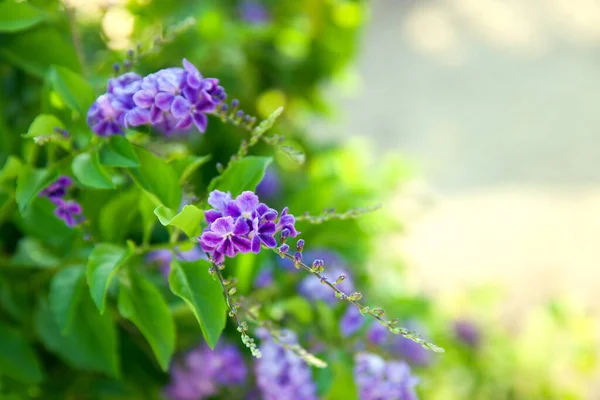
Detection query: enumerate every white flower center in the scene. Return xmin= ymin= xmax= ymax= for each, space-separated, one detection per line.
xmin=242 ymin=211 xmax=252 ymax=219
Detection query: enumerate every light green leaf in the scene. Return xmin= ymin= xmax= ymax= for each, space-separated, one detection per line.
xmin=48 ymin=66 xmax=95 ymax=115
xmin=36 ymin=295 xmax=120 ymax=378
xmin=87 ymin=244 xmax=131 ymax=313
xmin=154 ymin=205 xmax=204 ymax=238
xmin=169 ymin=260 xmax=226 ymax=349
xmin=0 ymin=1 xmax=45 ymax=33
xmin=129 ymin=147 xmax=181 ymax=210
xmin=0 ymin=322 xmax=44 ymax=383
xmin=99 ymin=135 xmax=140 ymax=168
xmin=324 ymin=357 xmax=359 ymax=400
xmin=209 ymin=156 xmax=272 ymax=196
xmin=271 ymin=296 xmax=313 ymax=324
xmin=0 ymin=26 xmax=80 ymax=77
xmin=72 ymin=152 xmax=114 ymax=189
xmin=15 ymin=166 xmax=57 ymax=212
xmin=118 ymin=270 xmax=175 ymax=371
xmin=0 ymin=155 xmax=22 ymax=183
xmin=170 ymin=154 xmax=211 ymax=184
xmin=11 ymin=237 xmax=60 ymax=268
xmin=49 ymin=265 xmax=85 ymax=334
xmin=23 ymin=114 xmax=70 ymax=150
xmin=139 ymin=192 xmax=157 ymax=245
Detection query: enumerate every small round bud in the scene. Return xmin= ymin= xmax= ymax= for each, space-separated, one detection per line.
xmin=127 ymin=49 xmax=135 ymax=58
xmin=334 ymin=274 xmax=346 ymax=285
xmin=296 ymin=239 xmax=305 ymax=252
xmin=231 ymin=99 xmax=239 ymax=108
xmin=280 ymin=228 xmax=290 ymax=241
xmin=278 ymin=244 xmax=289 ymax=254
xmin=236 ymin=110 xmax=244 ymax=119
xmin=293 ymin=251 xmax=302 ymax=265
xmin=112 ymin=62 xmax=120 ymax=74
xmin=219 ymin=103 xmax=229 ymax=113
xmin=123 ymin=59 xmax=132 ymax=70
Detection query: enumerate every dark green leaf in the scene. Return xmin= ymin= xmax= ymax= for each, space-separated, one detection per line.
xmin=170 ymin=154 xmax=211 ymax=184
xmin=48 ymin=66 xmax=95 ymax=115
xmin=118 ymin=270 xmax=175 ymax=371
xmin=0 ymin=26 xmax=80 ymax=77
xmin=36 ymin=295 xmax=120 ymax=378
xmin=209 ymin=156 xmax=272 ymax=196
xmin=129 ymin=147 xmax=181 ymax=210
xmin=49 ymin=265 xmax=85 ymax=334
xmin=72 ymin=152 xmax=114 ymax=189
xmin=154 ymin=204 xmax=204 ymax=238
xmin=0 ymin=155 xmax=22 ymax=183
xmin=15 ymin=166 xmax=57 ymax=212
xmin=0 ymin=1 xmax=45 ymax=33
xmin=18 ymin=197 xmax=75 ymax=240
xmin=99 ymin=136 xmax=140 ymax=168
xmin=87 ymin=244 xmax=131 ymax=313
xmin=168 ymin=260 xmax=226 ymax=349
xmin=99 ymin=189 xmax=140 ymax=242
xmin=0 ymin=322 xmax=44 ymax=383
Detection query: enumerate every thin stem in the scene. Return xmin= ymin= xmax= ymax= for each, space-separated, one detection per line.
xmin=275 ymin=249 xmax=445 ymax=353
xmin=296 ymin=204 xmax=382 ymax=224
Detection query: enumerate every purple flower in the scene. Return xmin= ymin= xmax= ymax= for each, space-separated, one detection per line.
xmin=354 ymin=352 xmax=419 ymax=400
xmin=205 ymin=190 xmax=232 ymax=224
xmin=453 ymin=320 xmax=480 ymax=347
xmin=225 ymin=191 xmax=260 ymax=222
xmin=165 ymin=342 xmax=247 ymax=400
xmin=240 ymin=0 xmax=271 ymax=24
xmin=147 ymin=247 xmax=205 ymax=278
xmin=253 ymin=267 xmax=274 ymax=289
xmin=391 ymin=334 xmax=432 ymax=368
xmin=87 ymin=59 xmax=224 ymax=136
xmin=276 ymin=207 xmax=298 ymax=238
xmin=340 ymin=306 xmax=364 ymax=337
xmin=298 ymin=266 xmax=354 ymax=305
xmin=255 ymin=329 xmax=318 ymax=400
xmin=199 ymin=217 xmax=252 ymax=264
xmin=53 ymin=199 xmax=82 ymax=227
xmin=256 ymin=167 xmax=281 ymax=199
xmin=250 ymin=218 xmax=277 ymax=252
xmin=39 ymin=176 xmax=73 ymax=200
xmin=367 ymin=322 xmax=388 ymax=345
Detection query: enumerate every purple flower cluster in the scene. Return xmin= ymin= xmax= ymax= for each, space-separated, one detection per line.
xmin=240 ymin=0 xmax=271 ymax=24
xmin=453 ymin=319 xmax=480 ymax=347
xmin=340 ymin=306 xmax=364 ymax=337
xmin=254 ymin=329 xmax=318 ymax=400
xmin=39 ymin=176 xmax=82 ymax=227
xmin=146 ymin=246 xmax=204 ymax=278
xmin=367 ymin=322 xmax=432 ymax=367
xmin=87 ymin=59 xmax=226 ymax=136
xmin=256 ymin=167 xmax=281 ymax=200
xmin=165 ymin=342 xmax=247 ymax=400
xmin=354 ymin=353 xmax=420 ymax=400
xmin=199 ymin=190 xmax=298 ymax=264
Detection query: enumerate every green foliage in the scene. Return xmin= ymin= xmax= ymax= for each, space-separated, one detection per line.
xmin=99 ymin=136 xmax=140 ymax=168
xmin=72 ymin=152 xmax=114 ymax=189
xmin=209 ymin=156 xmax=272 ymax=196
xmin=154 ymin=204 xmax=204 ymax=238
xmin=87 ymin=243 xmax=131 ymax=313
xmin=15 ymin=166 xmax=57 ymax=212
xmin=0 ymin=322 xmax=44 ymax=383
xmin=48 ymin=66 xmax=95 ymax=116
xmin=0 ymin=1 xmax=45 ymax=33
xmin=129 ymin=147 xmax=181 ymax=210
xmin=49 ymin=265 xmax=86 ymax=334
xmin=118 ymin=270 xmax=175 ymax=371
xmin=169 ymin=260 xmax=227 ymax=348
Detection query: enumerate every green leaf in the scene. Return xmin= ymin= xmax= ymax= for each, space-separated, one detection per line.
xmin=0 ymin=155 xmax=22 ymax=183
xmin=129 ymin=147 xmax=181 ymax=210
xmin=271 ymin=296 xmax=313 ymax=324
xmin=48 ymin=66 xmax=95 ymax=115
xmin=0 ymin=26 xmax=80 ymax=77
xmin=209 ymin=156 xmax=272 ymax=196
xmin=118 ymin=270 xmax=175 ymax=371
xmin=11 ymin=237 xmax=61 ymax=268
xmin=87 ymin=244 xmax=131 ymax=313
xmin=36 ymin=295 xmax=120 ymax=378
xmin=139 ymin=192 xmax=157 ymax=245
xmin=49 ymin=265 xmax=85 ymax=334
xmin=170 ymin=154 xmax=211 ymax=184
xmin=18 ymin=197 xmax=75 ymax=240
xmin=154 ymin=205 xmax=204 ymax=238
xmin=15 ymin=166 xmax=57 ymax=212
xmin=0 ymin=322 xmax=44 ymax=383
xmin=0 ymin=1 xmax=45 ymax=33
xmin=99 ymin=189 xmax=140 ymax=242
xmin=72 ymin=152 xmax=114 ymax=189
xmin=324 ymin=357 xmax=359 ymax=400
xmin=168 ymin=260 xmax=226 ymax=349
xmin=23 ymin=114 xmax=70 ymax=150
xmin=99 ymin=136 xmax=140 ymax=168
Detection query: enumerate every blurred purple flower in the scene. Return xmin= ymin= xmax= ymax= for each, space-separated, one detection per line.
xmin=367 ymin=322 xmax=388 ymax=345
xmin=256 ymin=167 xmax=281 ymax=200
xmin=240 ymin=0 xmax=271 ymax=24
xmin=39 ymin=176 xmax=73 ymax=200
xmin=147 ymin=247 xmax=204 ymax=278
xmin=165 ymin=342 xmax=247 ymax=400
xmin=53 ymin=199 xmax=83 ymax=227
xmin=254 ymin=267 xmax=274 ymax=289
xmin=298 ymin=265 xmax=354 ymax=305
xmin=255 ymin=329 xmax=318 ymax=400
xmin=453 ymin=319 xmax=480 ymax=347
xmin=354 ymin=352 xmax=419 ymax=400
xmin=366 ymin=321 xmax=433 ymax=367
xmin=340 ymin=306 xmax=364 ymax=337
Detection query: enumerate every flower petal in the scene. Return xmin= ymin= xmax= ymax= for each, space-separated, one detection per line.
xmin=125 ymin=108 xmax=150 ymax=127
xmin=258 ymin=221 xmax=276 ymax=235
xmin=259 ymin=234 xmax=277 ymax=248
xmin=204 ymin=209 xmax=222 ymax=224
xmin=155 ymin=92 xmax=175 ymax=111
xmin=200 ymin=231 xmax=224 ymax=248
xmin=191 ymin=112 xmax=208 ymax=133
xmin=210 ymin=216 xmax=234 ymax=235
xmin=233 ymin=217 xmax=250 ymax=236
xmin=171 ymin=95 xmax=190 ymax=119
xmin=194 ymin=90 xmax=217 ymax=113
xmin=150 ymin=105 xmax=164 ymax=124
xmin=218 ymin=238 xmax=236 ymax=257
xmin=231 ymin=236 xmax=252 ymax=254
xmin=235 ymin=191 xmax=260 ymax=213
xmin=133 ymin=90 xmax=155 ymax=108
xmin=175 ymin=115 xmax=193 ymax=131
xmin=208 ymin=190 xmax=232 ymax=212
xmin=251 ymin=236 xmax=261 ymax=253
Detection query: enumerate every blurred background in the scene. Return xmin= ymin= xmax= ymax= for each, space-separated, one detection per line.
xmin=2 ymin=0 xmax=600 ymax=398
